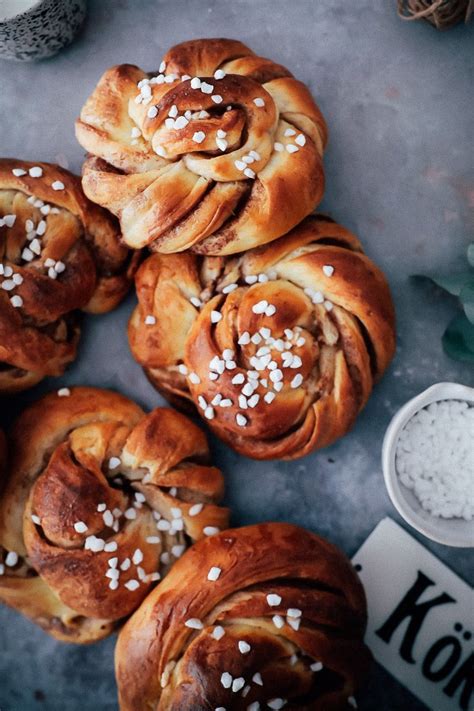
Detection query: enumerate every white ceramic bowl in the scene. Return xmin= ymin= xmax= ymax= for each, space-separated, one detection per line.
xmin=382 ymin=382 xmax=474 ymax=548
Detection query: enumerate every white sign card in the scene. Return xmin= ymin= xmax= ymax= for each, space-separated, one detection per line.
xmin=352 ymin=518 xmax=473 ymax=711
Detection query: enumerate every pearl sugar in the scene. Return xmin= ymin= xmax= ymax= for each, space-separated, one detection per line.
xmin=395 ymin=399 xmax=474 ymax=520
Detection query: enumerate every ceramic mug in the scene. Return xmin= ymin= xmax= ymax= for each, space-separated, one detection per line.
xmin=0 ymin=0 xmax=87 ymax=61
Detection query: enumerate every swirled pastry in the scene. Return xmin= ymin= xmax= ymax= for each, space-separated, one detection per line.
xmin=0 ymin=159 xmax=139 ymax=393
xmin=0 ymin=387 xmax=228 ymax=642
xmin=116 ymin=522 xmax=371 ymax=710
xmin=76 ymin=38 xmax=327 ymax=255
xmin=128 ymin=215 xmax=396 ymax=459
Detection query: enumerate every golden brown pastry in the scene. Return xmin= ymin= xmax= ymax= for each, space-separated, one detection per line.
xmin=0 ymin=158 xmax=139 ymax=393
xmin=0 ymin=432 xmax=61 ymax=641
xmin=75 ymin=38 xmax=327 ymax=255
xmin=128 ymin=215 xmax=396 ymax=459
xmin=0 ymin=387 xmax=229 ymax=643
xmin=115 ymin=522 xmax=371 ymax=710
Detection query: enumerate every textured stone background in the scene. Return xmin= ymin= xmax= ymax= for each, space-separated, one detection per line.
xmin=0 ymin=1 xmax=473 ymax=709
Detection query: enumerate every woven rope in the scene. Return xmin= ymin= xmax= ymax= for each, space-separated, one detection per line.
xmin=397 ymin=0 xmax=472 ymax=29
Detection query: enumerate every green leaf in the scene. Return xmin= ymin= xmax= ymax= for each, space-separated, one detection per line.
xmin=460 ymin=281 xmax=474 ymax=324
xmin=467 ymin=243 xmax=474 ymax=268
xmin=442 ymin=313 xmax=474 ymax=363
xmin=413 ymin=272 xmax=472 ymax=296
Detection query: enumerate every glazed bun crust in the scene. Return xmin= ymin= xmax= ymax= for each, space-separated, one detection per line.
xmin=0 ymin=387 xmax=228 ymax=642
xmin=129 ymin=215 xmax=396 ymax=459
xmin=0 ymin=159 xmax=138 ymax=393
xmin=76 ymin=38 xmax=327 ymax=255
xmin=116 ymin=523 xmax=371 ymax=711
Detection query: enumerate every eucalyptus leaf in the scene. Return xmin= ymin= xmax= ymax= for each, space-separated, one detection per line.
xmin=459 ymin=281 xmax=474 ymax=324
xmin=467 ymin=243 xmax=474 ymax=267
xmin=414 ymin=245 xmax=474 ymax=360
xmin=413 ymin=272 xmax=472 ymax=296
xmin=442 ymin=313 xmax=474 ymax=363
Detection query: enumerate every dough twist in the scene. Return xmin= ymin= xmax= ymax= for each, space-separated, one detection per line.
xmin=76 ymin=38 xmax=327 ymax=255
xmin=116 ymin=523 xmax=371 ymax=710
xmin=129 ymin=215 xmax=396 ymax=459
xmin=0 ymin=387 xmax=228 ymax=642
xmin=0 ymin=159 xmax=138 ymax=393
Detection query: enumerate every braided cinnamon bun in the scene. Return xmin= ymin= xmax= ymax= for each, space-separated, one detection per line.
xmin=0 ymin=387 xmax=228 ymax=643
xmin=0 ymin=158 xmax=139 ymax=394
xmin=116 ymin=522 xmax=371 ymax=711
xmin=128 ymin=215 xmax=396 ymax=460
xmin=75 ymin=38 xmax=327 ymax=255
xmin=0 ymin=429 xmax=73 ymax=642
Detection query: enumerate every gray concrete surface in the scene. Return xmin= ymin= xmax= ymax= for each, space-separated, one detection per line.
xmin=0 ymin=1 xmax=473 ymax=709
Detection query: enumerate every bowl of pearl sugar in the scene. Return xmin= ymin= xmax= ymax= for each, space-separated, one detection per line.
xmin=382 ymin=382 xmax=474 ymax=547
